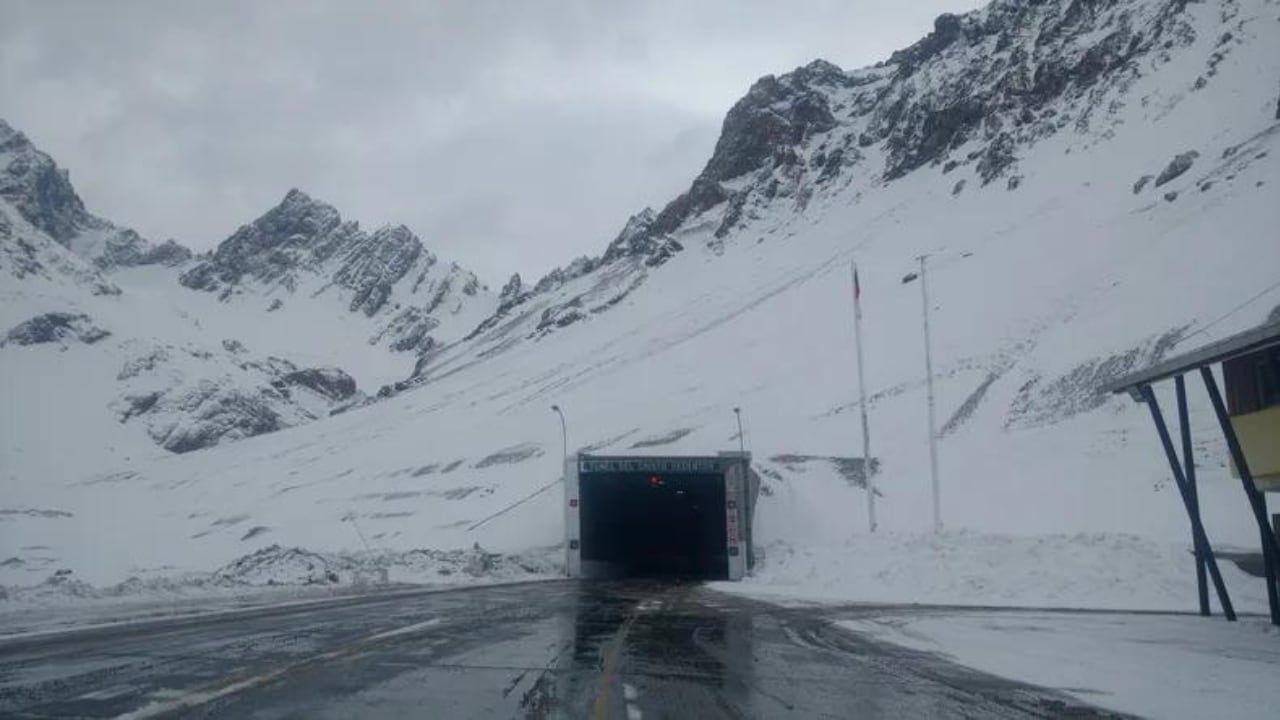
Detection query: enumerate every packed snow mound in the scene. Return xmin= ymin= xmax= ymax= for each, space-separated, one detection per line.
xmin=0 ymin=543 xmax=557 ymax=610
xmin=212 ymin=543 xmax=556 ymax=587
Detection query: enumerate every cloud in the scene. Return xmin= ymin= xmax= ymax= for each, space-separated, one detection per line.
xmin=1 ymin=0 xmax=983 ymax=284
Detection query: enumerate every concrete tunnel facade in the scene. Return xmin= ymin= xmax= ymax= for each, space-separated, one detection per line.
xmin=564 ymin=453 xmax=759 ymax=581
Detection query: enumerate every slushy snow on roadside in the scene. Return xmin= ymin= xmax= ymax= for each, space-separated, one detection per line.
xmin=838 ymin=611 xmax=1280 ymax=720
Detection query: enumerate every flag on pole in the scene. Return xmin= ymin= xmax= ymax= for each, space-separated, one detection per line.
xmin=854 ymin=266 xmax=861 ymax=300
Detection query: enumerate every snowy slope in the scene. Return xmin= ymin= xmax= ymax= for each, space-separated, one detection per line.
xmin=0 ymin=193 xmax=369 ymax=474
xmin=3 ymin=0 xmax=1279 ymax=603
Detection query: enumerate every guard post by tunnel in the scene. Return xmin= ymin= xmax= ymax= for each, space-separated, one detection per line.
xmin=564 ymin=453 xmax=757 ymax=580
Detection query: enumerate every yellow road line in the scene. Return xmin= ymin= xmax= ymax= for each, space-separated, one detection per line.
xmin=593 ymin=586 xmax=697 ymax=719
xmin=592 ymin=610 xmax=639 ymax=719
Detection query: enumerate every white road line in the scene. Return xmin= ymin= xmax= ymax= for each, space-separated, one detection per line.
xmin=624 ymin=683 xmax=642 ymax=719
xmin=366 ymin=617 xmax=442 ymax=641
xmin=117 ymin=616 xmax=441 ymax=718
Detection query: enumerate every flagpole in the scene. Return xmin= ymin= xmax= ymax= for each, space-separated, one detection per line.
xmin=851 ymin=261 xmax=876 ymax=532
xmin=918 ymin=254 xmax=942 ymax=534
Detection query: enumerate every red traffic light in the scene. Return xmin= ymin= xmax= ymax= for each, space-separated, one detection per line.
xmin=648 ymin=475 xmax=663 ymax=488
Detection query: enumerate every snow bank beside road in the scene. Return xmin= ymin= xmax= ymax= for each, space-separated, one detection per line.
xmin=0 ymin=543 xmax=559 ymax=636
xmin=721 ymin=531 xmax=1273 ymax=614
xmin=837 ymin=612 xmax=1280 ymax=720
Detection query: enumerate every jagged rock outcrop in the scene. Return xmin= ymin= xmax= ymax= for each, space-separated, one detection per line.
xmin=279 ymin=367 xmax=358 ymax=402
xmin=1 ymin=312 xmax=109 ymax=347
xmin=497 ymin=273 xmax=524 ymax=311
xmin=1155 ymin=150 xmax=1200 ymax=186
xmin=112 ymin=346 xmax=366 ymax=454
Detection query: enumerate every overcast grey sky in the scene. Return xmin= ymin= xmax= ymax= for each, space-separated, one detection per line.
xmin=1 ymin=0 xmax=983 ymax=285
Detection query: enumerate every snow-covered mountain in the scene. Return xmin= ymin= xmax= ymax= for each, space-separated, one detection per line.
xmin=0 ymin=126 xmax=495 ymax=469
xmin=3 ymin=0 xmax=1279 ymax=600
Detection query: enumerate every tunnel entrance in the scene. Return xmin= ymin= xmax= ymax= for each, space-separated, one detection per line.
xmin=565 ymin=454 xmax=755 ymax=581
xmin=580 ymin=471 xmax=728 ymax=578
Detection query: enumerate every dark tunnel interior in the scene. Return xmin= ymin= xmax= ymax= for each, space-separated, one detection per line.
xmin=579 ymin=471 xmax=728 ymax=580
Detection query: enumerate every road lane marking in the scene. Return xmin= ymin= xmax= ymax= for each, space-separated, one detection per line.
xmin=366 ymin=618 xmax=442 ymax=641
xmin=117 ymin=616 xmax=441 ymax=718
xmin=623 ymin=683 xmax=643 ymax=720
xmin=592 ymin=612 xmax=640 ymax=720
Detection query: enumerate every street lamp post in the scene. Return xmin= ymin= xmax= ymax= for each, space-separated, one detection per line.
xmin=917 ymin=255 xmax=942 ymax=534
xmin=551 ymin=405 xmax=568 ymax=467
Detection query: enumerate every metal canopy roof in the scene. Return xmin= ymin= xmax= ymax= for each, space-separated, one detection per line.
xmin=1102 ymin=319 xmax=1280 ymax=394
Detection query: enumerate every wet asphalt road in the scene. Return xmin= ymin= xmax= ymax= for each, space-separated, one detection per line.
xmin=0 ymin=580 xmax=1128 ymax=719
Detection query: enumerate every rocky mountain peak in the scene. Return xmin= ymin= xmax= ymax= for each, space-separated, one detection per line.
xmin=452 ymin=0 xmax=1246 ymax=359
xmin=0 ymin=119 xmax=32 ymax=158
xmin=255 ymin=188 xmax=346 ymax=245
xmin=497 ymin=273 xmax=524 ymax=310
xmin=600 ymin=208 xmax=658 ymax=263
xmin=0 ymin=118 xmax=191 ymax=269
xmin=180 ymin=188 xmax=494 ymax=357
xmin=0 ymin=119 xmax=92 ymax=246
xmin=701 ymin=64 xmax=844 ymax=185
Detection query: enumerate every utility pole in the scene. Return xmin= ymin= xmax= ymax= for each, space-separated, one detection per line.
xmin=851 ymin=262 xmax=876 ymax=532
xmin=918 ymin=255 xmax=942 ymax=533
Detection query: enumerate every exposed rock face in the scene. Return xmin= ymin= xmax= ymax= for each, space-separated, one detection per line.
xmin=0 ymin=120 xmax=89 ymax=246
xmin=700 ymin=60 xmax=845 ymax=185
xmin=280 ymin=367 xmax=358 ymax=402
xmin=2 ymin=312 xmax=109 ymax=347
xmin=532 ymin=255 xmax=597 ymax=295
xmin=158 ymin=384 xmax=290 ymax=454
xmin=0 ymin=119 xmax=191 ymax=269
xmin=179 ymin=189 xmax=358 ymax=295
xmin=139 ymin=239 xmax=193 ymax=266
xmin=1155 ymin=150 xmax=1199 ymax=187
xmin=111 ymin=346 xmax=365 ymax=454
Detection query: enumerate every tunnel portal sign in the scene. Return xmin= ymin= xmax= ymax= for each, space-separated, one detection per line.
xmin=578 ymin=456 xmax=732 ymax=475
